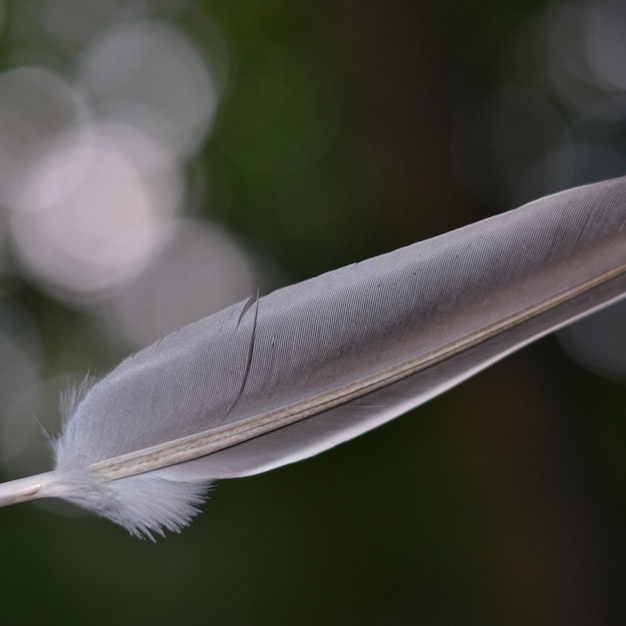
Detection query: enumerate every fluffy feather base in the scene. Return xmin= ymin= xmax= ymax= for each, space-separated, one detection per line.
xmin=47 ymin=463 xmax=209 ymax=540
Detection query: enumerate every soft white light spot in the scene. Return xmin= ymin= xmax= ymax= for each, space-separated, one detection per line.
xmin=107 ymin=219 xmax=258 ymax=347
xmin=78 ymin=20 xmax=218 ymax=156
xmin=0 ymin=66 xmax=83 ymax=205
xmin=9 ymin=124 xmax=182 ymax=301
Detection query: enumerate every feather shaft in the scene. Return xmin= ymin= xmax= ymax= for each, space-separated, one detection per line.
xmin=0 ymin=472 xmax=53 ymax=506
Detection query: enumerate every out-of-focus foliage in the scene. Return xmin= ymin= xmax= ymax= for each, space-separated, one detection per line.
xmin=0 ymin=1 xmax=624 ymax=624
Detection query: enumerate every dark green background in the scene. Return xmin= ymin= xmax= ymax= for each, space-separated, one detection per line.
xmin=0 ymin=1 xmax=625 ymax=624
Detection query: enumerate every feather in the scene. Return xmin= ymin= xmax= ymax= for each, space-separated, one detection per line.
xmin=0 ymin=176 xmax=625 ymax=539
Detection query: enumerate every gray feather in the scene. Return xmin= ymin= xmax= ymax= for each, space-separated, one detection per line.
xmin=0 ymin=176 xmax=625 ymax=538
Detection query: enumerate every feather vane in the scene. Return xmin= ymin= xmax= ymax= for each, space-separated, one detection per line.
xmin=0 ymin=177 xmax=625 ymax=538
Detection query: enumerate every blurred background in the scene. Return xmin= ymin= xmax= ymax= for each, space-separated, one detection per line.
xmin=0 ymin=0 xmax=625 ymax=624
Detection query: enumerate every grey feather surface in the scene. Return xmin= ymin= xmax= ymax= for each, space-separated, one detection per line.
xmin=0 ymin=176 xmax=625 ymax=538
